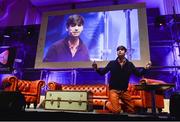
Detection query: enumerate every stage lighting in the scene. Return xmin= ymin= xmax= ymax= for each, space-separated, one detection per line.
xmin=154 ymin=16 xmax=167 ymax=28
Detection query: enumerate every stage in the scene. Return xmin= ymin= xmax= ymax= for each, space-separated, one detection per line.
xmin=0 ymin=96 xmax=176 ymax=121
xmin=0 ymin=107 xmax=176 ymax=121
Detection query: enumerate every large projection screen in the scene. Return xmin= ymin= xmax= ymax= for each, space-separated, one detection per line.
xmin=35 ymin=3 xmax=150 ymax=69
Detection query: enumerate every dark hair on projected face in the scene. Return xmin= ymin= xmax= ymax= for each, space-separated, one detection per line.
xmin=66 ymin=14 xmax=84 ymax=28
xmin=116 ymin=45 xmax=127 ymax=52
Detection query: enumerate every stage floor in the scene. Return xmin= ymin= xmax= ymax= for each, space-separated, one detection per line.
xmin=0 ymin=107 xmax=175 ymax=121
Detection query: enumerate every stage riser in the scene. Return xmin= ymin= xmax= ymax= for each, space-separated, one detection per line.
xmin=170 ymin=93 xmax=180 ymax=118
xmin=0 ymin=91 xmax=26 ymax=112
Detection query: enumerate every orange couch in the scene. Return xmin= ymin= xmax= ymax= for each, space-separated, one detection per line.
xmin=48 ymin=83 xmax=109 ymax=107
xmin=2 ymin=76 xmax=45 ymax=108
xmin=48 ymin=78 xmax=166 ymax=112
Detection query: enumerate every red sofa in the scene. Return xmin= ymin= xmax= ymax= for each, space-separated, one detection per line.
xmin=2 ymin=76 xmax=45 ymax=108
xmin=48 ymin=78 xmax=166 ymax=112
xmin=48 ymin=83 xmax=109 ymax=107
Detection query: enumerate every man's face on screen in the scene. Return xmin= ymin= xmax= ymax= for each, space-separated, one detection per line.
xmin=117 ymin=49 xmax=126 ymax=58
xmin=67 ymin=24 xmax=83 ymax=37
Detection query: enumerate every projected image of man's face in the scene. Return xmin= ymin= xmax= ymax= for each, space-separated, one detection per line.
xmin=67 ymin=24 xmax=83 ymax=37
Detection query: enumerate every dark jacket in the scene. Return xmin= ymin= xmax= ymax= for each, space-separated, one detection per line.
xmin=96 ymin=58 xmax=146 ymax=90
xmin=44 ymin=37 xmax=90 ymax=62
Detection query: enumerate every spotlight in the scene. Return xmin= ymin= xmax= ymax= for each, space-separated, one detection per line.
xmin=3 ymin=35 xmax=10 ymax=38
xmin=154 ymin=16 xmax=167 ymax=28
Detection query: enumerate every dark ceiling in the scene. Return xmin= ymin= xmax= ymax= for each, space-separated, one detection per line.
xmin=30 ymin=0 xmax=99 ymax=6
xmin=29 ymin=0 xmax=161 ymax=9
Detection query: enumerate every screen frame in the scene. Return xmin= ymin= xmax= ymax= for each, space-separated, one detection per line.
xmin=35 ymin=3 xmax=150 ymax=69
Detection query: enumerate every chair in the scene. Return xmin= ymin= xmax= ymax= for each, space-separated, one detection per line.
xmin=2 ymin=76 xmax=45 ymax=108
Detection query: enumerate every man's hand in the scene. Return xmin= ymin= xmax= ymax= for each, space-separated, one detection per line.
xmin=92 ymin=61 xmax=98 ymax=70
xmin=145 ymin=61 xmax=152 ymax=69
